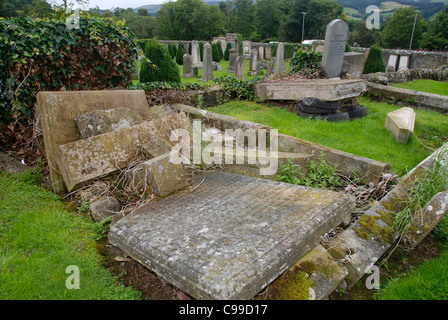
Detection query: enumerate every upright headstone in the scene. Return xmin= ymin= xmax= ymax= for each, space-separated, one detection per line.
xmin=273 ymin=42 xmax=286 ymax=75
xmin=202 ymin=42 xmax=213 ymax=83
xmin=248 ymin=50 xmax=258 ymax=76
xmin=243 ymin=40 xmax=251 ymax=59
xmin=397 ymin=54 xmax=410 ymax=71
xmin=264 ymin=46 xmax=272 ymax=60
xmin=182 ymin=54 xmax=194 ymax=78
xmin=322 ymin=19 xmax=349 ymax=79
xmin=266 ymin=56 xmax=276 ymax=78
xmin=191 ymin=40 xmax=202 ymax=68
xmin=386 ymin=54 xmax=398 ymax=72
xmin=227 ymin=48 xmax=238 ymax=73
xmin=235 ymin=56 xmax=245 ymax=79
xmin=258 ymin=46 xmax=264 ymax=61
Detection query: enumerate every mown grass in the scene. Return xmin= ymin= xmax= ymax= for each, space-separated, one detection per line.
xmin=0 ymin=170 xmax=141 ymax=300
xmin=391 ymin=79 xmax=448 ymax=96
xmin=208 ymin=97 xmax=448 ymax=176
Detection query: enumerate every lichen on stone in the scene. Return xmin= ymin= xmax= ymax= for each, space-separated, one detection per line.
xmin=353 ymin=213 xmax=395 ymax=245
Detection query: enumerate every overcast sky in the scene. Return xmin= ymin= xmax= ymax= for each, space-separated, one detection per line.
xmin=51 ymin=0 xmax=164 ymax=10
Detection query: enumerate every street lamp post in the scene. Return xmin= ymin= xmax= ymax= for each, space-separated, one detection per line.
xmin=409 ymin=10 xmax=419 ymax=50
xmin=301 ymin=12 xmax=306 ymax=43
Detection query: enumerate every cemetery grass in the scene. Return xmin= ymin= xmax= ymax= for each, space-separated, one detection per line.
xmin=391 ymin=79 xmax=448 ymax=96
xmin=0 ymin=170 xmax=142 ymax=300
xmin=208 ymin=97 xmax=448 ymax=177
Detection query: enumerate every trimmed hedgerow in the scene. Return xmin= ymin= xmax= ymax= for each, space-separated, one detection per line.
xmin=140 ymin=39 xmax=181 ymax=83
xmin=0 ymin=15 xmax=139 ymax=125
xmin=363 ymin=45 xmax=386 ymax=74
xmin=224 ymin=42 xmax=232 ymax=61
xmin=176 ymin=41 xmax=184 ymax=65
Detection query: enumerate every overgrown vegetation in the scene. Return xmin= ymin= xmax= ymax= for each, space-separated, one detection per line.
xmin=289 ymin=48 xmax=323 ymax=77
xmin=0 ymin=15 xmax=139 ymax=126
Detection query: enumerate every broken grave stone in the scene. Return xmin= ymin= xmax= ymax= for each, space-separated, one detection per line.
xmin=75 ymin=107 xmax=143 ymax=139
xmin=36 ymin=90 xmax=151 ymax=193
xmin=90 ymin=196 xmax=120 ymax=222
xmin=385 ymin=107 xmax=415 ymax=144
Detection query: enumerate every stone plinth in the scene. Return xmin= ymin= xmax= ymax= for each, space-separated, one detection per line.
xmin=254 ymin=79 xmax=366 ymax=102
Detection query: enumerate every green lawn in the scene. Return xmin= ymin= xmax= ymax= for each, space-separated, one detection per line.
xmin=208 ymin=98 xmax=448 ymax=176
xmin=0 ymin=171 xmax=141 ymax=300
xmin=391 ymin=79 xmax=448 ymax=96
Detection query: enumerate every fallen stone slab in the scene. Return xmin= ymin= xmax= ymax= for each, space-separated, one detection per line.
xmin=109 ymin=171 xmax=355 ymax=300
xmin=385 ymin=107 xmax=415 ymax=144
xmin=56 ymin=112 xmax=191 ymax=192
xmin=75 ymin=107 xmax=143 ymax=139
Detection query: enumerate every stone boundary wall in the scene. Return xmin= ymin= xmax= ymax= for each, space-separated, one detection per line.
xmin=355 ymin=47 xmax=448 ymax=71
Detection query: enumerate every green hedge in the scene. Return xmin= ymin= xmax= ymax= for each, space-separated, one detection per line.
xmin=270 ymin=42 xmax=311 ymax=60
xmin=0 ymin=16 xmax=139 ymax=125
xmin=140 ymin=39 xmax=181 ymax=83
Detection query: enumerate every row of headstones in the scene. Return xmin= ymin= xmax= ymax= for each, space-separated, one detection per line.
xmin=386 ymin=54 xmax=410 ymax=73
xmin=182 ymin=41 xmax=287 ymax=81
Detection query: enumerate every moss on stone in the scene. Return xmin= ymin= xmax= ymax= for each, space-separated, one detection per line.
xmin=257 ymin=269 xmax=311 ymax=300
xmin=353 ymin=213 xmax=395 ymax=245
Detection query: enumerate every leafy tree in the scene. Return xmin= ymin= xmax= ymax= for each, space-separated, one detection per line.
xmin=421 ymin=5 xmax=448 ymax=50
xmin=381 ymin=7 xmax=425 ymax=49
xmin=140 ymin=39 xmax=181 ymax=83
xmin=137 ymin=8 xmax=149 ymax=16
xmin=216 ymin=40 xmax=224 ymax=60
xmin=230 ymin=0 xmax=255 ymax=38
xmin=363 ymin=45 xmax=385 ymax=74
xmin=348 ymin=20 xmax=377 ymax=47
xmin=254 ymin=0 xmax=283 ymax=41
xmin=168 ymin=43 xmax=177 ymax=59
xmin=176 ymin=41 xmax=185 ymax=65
xmin=155 ymin=0 xmax=224 ymax=40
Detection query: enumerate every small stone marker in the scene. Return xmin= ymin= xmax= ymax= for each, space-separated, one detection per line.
xmin=182 ymin=54 xmax=194 ymax=78
xmin=385 ymin=107 xmax=415 ymax=144
xmin=386 ymin=54 xmax=399 ymax=72
xmin=248 ymin=49 xmax=258 ymax=76
xmin=322 ymin=19 xmax=349 ymax=79
xmin=235 ymin=55 xmax=245 ymax=79
xmin=258 ymin=46 xmax=264 ymax=61
xmin=36 ymin=90 xmax=151 ymax=194
xmin=227 ymin=49 xmax=237 ymax=73
xmin=202 ymin=43 xmax=213 ymax=83
xmin=90 ymin=196 xmax=120 ymax=222
xmin=75 ymin=107 xmax=143 ymax=139
xmin=109 ymin=171 xmax=355 ymax=300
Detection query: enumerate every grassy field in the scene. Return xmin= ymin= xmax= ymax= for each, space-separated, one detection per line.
xmin=391 ymin=79 xmax=448 ymax=96
xmin=0 ymin=171 xmax=141 ymax=300
xmin=208 ymin=98 xmax=448 ymax=176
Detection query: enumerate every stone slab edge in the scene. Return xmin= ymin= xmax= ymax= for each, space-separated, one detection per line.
xmin=366 ymin=81 xmax=448 ymax=113
xmin=323 ymin=142 xmax=448 ymax=288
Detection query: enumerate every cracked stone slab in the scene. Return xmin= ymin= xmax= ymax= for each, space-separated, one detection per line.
xmin=109 ymin=171 xmax=355 ymax=300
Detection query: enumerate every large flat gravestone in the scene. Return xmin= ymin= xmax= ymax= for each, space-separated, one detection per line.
xmin=109 ymin=172 xmax=355 ymax=300
xmin=36 ymin=90 xmax=151 ymax=193
xmin=322 ymin=19 xmax=349 ymax=79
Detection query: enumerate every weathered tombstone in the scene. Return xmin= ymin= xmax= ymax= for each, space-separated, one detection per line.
xmin=182 ymin=54 xmax=194 ymax=78
xmin=264 ymin=46 xmax=272 ymax=60
xmin=36 ymin=90 xmax=151 ymax=193
xmin=191 ymin=40 xmax=202 ymax=68
xmin=193 ymin=67 xmax=199 ymax=77
xmin=258 ymin=46 xmax=264 ymax=61
xmin=342 ymin=52 xmax=367 ymax=79
xmin=235 ymin=56 xmax=245 ymax=79
xmin=386 ymin=54 xmax=399 ymax=72
xmin=321 ymin=19 xmax=349 ymax=79
xmin=385 ymin=107 xmax=415 ymax=144
xmin=266 ymin=56 xmax=276 ymax=77
xmin=273 ymin=42 xmax=286 ymax=75
xmin=397 ymin=54 xmax=410 ymax=71
xmin=248 ymin=50 xmax=258 ymax=76
xmin=243 ymin=40 xmax=251 ymax=59
xmin=109 ymin=171 xmax=355 ymax=300
xmin=227 ymin=48 xmax=238 ymax=73
xmin=202 ymin=42 xmax=213 ymax=83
